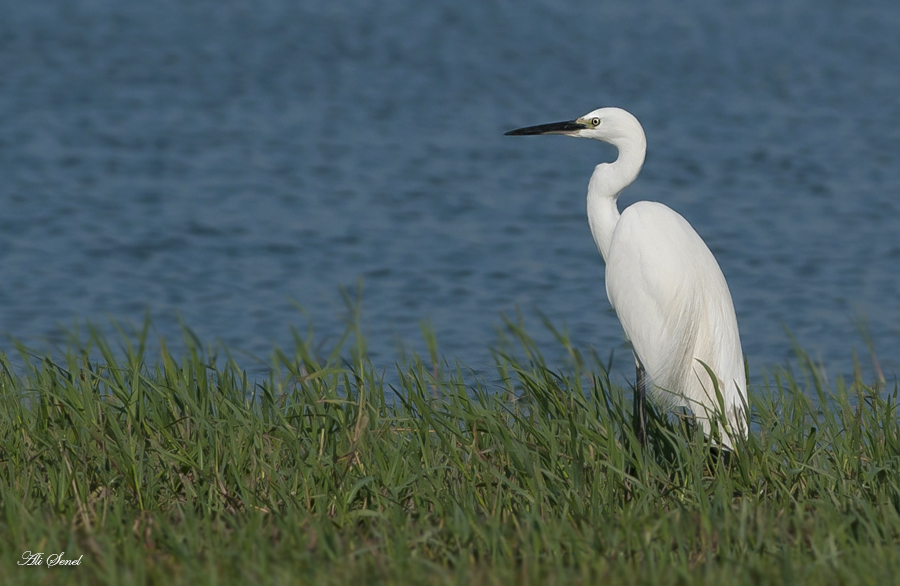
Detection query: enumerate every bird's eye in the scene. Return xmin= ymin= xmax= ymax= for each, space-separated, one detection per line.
xmin=591 ymin=117 xmax=601 ymax=127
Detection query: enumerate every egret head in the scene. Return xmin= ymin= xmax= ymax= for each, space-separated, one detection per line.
xmin=505 ymin=107 xmax=645 ymax=150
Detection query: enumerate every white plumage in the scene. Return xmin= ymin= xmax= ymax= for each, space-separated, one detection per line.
xmin=507 ymin=107 xmax=747 ymax=448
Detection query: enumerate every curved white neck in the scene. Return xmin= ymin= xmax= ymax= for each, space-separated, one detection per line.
xmin=586 ymin=134 xmax=647 ymax=262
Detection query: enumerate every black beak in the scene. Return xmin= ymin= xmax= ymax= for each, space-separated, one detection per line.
xmin=504 ymin=119 xmax=586 ymax=136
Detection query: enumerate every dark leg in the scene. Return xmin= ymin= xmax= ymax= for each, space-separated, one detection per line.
xmin=633 ymin=357 xmax=648 ymax=447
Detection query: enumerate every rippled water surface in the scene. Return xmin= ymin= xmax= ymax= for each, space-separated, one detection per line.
xmin=1 ymin=1 xmax=899 ymax=382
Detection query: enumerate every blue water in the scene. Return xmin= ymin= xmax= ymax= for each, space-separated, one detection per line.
xmin=1 ymin=1 xmax=899 ymax=383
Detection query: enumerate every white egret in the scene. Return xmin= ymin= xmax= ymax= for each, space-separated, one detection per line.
xmin=506 ymin=107 xmax=747 ymax=448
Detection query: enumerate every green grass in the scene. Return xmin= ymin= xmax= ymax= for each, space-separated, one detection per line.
xmin=1 ymin=312 xmax=899 ymax=585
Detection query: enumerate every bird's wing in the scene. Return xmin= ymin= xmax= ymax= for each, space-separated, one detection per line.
xmin=604 ymin=201 xmax=744 ymax=417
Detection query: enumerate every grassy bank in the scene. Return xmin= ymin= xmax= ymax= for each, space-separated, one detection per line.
xmin=0 ymin=315 xmax=898 ymax=585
